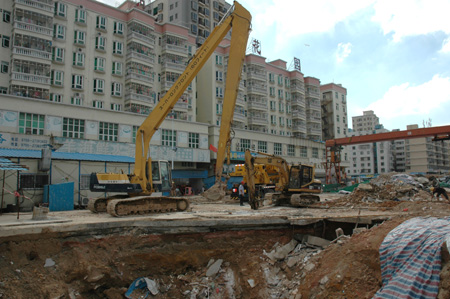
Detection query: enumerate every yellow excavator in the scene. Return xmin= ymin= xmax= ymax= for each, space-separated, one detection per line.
xmin=244 ymin=150 xmax=322 ymax=210
xmin=88 ymin=1 xmax=252 ymax=216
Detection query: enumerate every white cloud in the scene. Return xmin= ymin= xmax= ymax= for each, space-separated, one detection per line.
xmin=371 ymin=0 xmax=450 ymax=42
xmin=241 ymin=0 xmax=375 ymax=55
xmin=336 ymin=42 xmax=352 ymax=63
xmin=440 ymin=37 xmax=450 ymax=53
xmin=365 ymin=75 xmax=450 ymax=121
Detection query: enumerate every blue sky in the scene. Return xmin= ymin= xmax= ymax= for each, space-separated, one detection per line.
xmin=103 ymin=0 xmax=450 ymax=131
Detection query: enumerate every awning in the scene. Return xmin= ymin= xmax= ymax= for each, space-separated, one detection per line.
xmin=172 ymin=169 xmax=208 ymax=179
xmin=0 ymin=157 xmax=29 ymax=171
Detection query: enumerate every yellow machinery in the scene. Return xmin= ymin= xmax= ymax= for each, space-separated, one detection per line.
xmin=244 ymin=150 xmax=322 ymax=210
xmin=89 ymin=1 xmax=252 ymax=216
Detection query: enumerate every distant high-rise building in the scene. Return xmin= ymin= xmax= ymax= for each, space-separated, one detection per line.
xmin=352 ymin=110 xmax=379 ymax=132
xmin=320 ymin=83 xmax=348 ymax=140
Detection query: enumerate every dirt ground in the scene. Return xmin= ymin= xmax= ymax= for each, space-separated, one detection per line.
xmin=1 ymin=196 xmax=450 ymax=298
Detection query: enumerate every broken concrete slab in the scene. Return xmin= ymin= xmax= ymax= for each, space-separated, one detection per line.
xmin=273 ymin=240 xmax=298 ymax=260
xmin=206 ymin=259 xmax=223 ymax=277
xmin=357 ymin=184 xmax=374 ymax=192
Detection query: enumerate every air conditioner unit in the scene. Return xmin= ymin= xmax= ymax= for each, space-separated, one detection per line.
xmin=78 ymin=197 xmax=89 ymax=207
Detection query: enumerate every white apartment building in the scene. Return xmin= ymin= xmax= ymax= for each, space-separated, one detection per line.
xmin=352 ymin=110 xmax=379 ymax=132
xmin=347 ymin=127 xmax=392 ymax=179
xmin=0 ymin=0 xmax=333 ymax=208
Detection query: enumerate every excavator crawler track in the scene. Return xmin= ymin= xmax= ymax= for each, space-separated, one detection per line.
xmin=87 ymin=195 xmax=130 ymax=213
xmin=106 ymin=196 xmax=190 ymax=217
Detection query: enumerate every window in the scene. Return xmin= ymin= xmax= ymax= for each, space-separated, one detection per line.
xmin=74 ymin=31 xmax=86 ymax=45
xmin=112 ymin=61 xmax=122 ymax=75
xmin=132 ymin=126 xmax=138 ymax=143
xmin=216 ymin=87 xmax=223 ymax=98
xmin=54 ymin=2 xmax=67 ymax=17
xmin=99 ymin=122 xmax=118 ymax=141
xmin=215 ymin=55 xmax=223 ymax=65
xmin=113 ymin=41 xmax=123 ymax=55
xmin=258 ymin=141 xmax=267 ymax=153
xmin=285 ymin=77 xmax=290 ymax=88
xmin=270 ymin=101 xmax=276 ymax=111
xmin=93 ymin=79 xmax=104 ymax=93
xmin=336 ymin=103 xmax=339 ymax=110
xmin=80 ymin=174 xmax=91 ymax=190
xmin=278 ymin=75 xmax=283 ymax=86
xmin=71 ymin=96 xmax=83 ymax=106
xmin=288 ymin=145 xmax=295 ymax=157
xmin=72 ymin=75 xmax=83 ymax=89
xmin=96 ymin=16 xmax=107 ymax=30
xmin=73 ymin=52 xmax=85 ymax=67
xmin=95 ymin=36 xmax=106 ymax=51
xmin=240 ymin=139 xmax=250 ymax=151
xmin=312 ymin=148 xmax=319 ymax=158
xmin=111 ymin=103 xmax=122 ymax=111
xmin=278 ymin=89 xmax=283 ymax=99
xmin=19 ymin=173 xmax=49 ymax=189
xmin=3 ymin=10 xmax=11 ymax=23
xmin=279 ymin=117 xmax=285 ymax=127
xmin=161 ymin=129 xmax=176 ymax=147
xmin=63 ymin=118 xmax=84 ymax=138
xmin=94 ymin=57 xmax=105 ymax=72
xmin=114 ymin=21 xmax=124 ymax=35
xmin=52 ymin=47 xmax=65 ymax=62
xmin=215 ymin=71 xmax=223 ymax=81
xmin=287 ymin=119 xmax=292 ymax=128
xmin=75 ymin=9 xmax=86 ymax=23
xmin=269 ymin=87 xmax=275 ymax=97
xmin=336 ymin=115 xmax=340 ymax=122
xmin=269 ymin=73 xmax=275 ymax=83
xmin=279 ymin=102 xmax=284 ymax=112
xmin=111 ymin=82 xmax=122 ymax=96
xmin=50 ymin=93 xmax=62 ymax=103
xmin=191 ymin=24 xmax=197 ymax=34
xmin=216 ymin=103 xmax=222 ymax=114
xmin=189 ymin=133 xmax=199 ymax=148
xmin=53 ymin=24 xmax=66 ymax=40
xmin=274 ymin=143 xmax=282 ymax=155
xmin=270 ymin=115 xmax=276 ymax=125
xmin=93 ymin=100 xmax=103 ymax=109
xmin=300 ymin=146 xmax=307 ymax=158
xmin=51 ymin=70 xmax=64 ymax=86
xmin=191 ymin=12 xmax=198 ymax=22
xmin=1 ymin=61 xmax=9 ymax=73
xmin=19 ymin=112 xmax=44 ymax=135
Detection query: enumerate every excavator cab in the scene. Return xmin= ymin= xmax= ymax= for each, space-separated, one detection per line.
xmin=148 ymin=160 xmax=172 ymax=195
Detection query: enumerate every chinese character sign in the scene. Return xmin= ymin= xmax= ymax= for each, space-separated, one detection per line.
xmin=252 ymin=39 xmax=261 ymax=55
xmin=294 ymin=57 xmax=301 ymax=71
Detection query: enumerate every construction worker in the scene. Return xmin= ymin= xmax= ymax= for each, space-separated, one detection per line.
xmin=239 ymin=181 xmax=245 ymax=206
xmin=430 ymin=177 xmax=449 ymax=201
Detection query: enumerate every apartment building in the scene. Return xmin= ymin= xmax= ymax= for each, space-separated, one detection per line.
xmin=321 ymin=83 xmax=348 ymax=140
xmin=391 ymin=129 xmax=406 ymax=172
xmin=403 ymin=125 xmax=450 ymax=173
xmin=147 ymin=0 xmax=232 ymax=45
xmin=0 ymin=0 xmax=331 ymax=208
xmin=346 ymin=127 xmax=392 ymax=178
xmin=352 ymin=110 xmax=379 ymax=132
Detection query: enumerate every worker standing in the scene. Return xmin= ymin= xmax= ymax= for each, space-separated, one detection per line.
xmin=239 ymin=181 xmax=245 ymax=206
xmin=431 ymin=177 xmax=449 ymax=201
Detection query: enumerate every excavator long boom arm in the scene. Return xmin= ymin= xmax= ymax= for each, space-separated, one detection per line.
xmin=134 ymin=2 xmax=252 ymax=191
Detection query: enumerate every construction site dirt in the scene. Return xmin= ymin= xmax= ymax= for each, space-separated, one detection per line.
xmin=1 ymin=190 xmax=450 ymax=298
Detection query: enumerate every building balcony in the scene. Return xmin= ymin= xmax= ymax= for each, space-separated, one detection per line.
xmin=14 ymin=0 xmax=53 ymax=14
xmin=291 ymin=83 xmax=304 ymax=93
xmin=125 ymin=92 xmax=155 ymax=106
xmin=235 ymin=97 xmax=245 ymax=106
xmin=306 ymin=90 xmax=320 ymax=98
xmin=127 ymin=31 xmax=156 ymax=47
xmin=162 ymin=44 xmax=187 ymax=55
xmin=239 ymin=81 xmax=245 ymax=90
xmin=12 ymin=46 xmax=51 ymax=61
xmin=233 ymin=111 xmax=246 ymax=122
xmin=247 ymin=85 xmax=267 ymax=95
xmin=174 ymin=101 xmax=188 ymax=110
xmin=292 ymin=111 xmax=306 ymax=120
xmin=307 ymin=127 xmax=322 ymax=136
xmin=248 ymin=116 xmax=268 ymax=125
xmin=162 ymin=61 xmax=186 ymax=72
xmin=125 ymin=71 xmax=154 ymax=83
xmin=11 ymin=71 xmax=50 ymax=85
xmin=247 ymin=100 xmax=267 ymax=110
xmin=292 ymin=97 xmax=305 ymax=107
xmin=307 ymin=101 xmax=321 ymax=109
xmin=126 ymin=51 xmax=155 ymax=65
xmin=292 ymin=124 xmax=307 ymax=134
xmin=14 ymin=21 xmax=53 ymax=38
xmin=247 ymin=71 xmax=266 ymax=81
